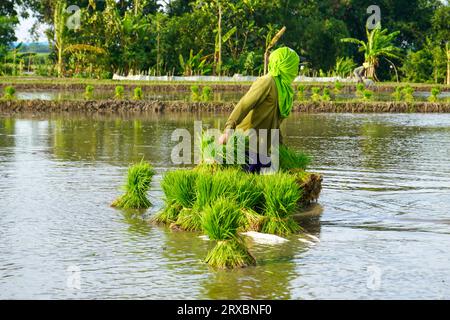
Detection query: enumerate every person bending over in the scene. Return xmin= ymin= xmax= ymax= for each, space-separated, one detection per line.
xmin=218 ymin=47 xmax=299 ymax=173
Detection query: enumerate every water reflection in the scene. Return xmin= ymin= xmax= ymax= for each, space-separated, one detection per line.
xmin=1 ymin=113 xmax=450 ymax=299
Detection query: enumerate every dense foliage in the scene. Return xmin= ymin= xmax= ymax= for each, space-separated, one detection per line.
xmin=0 ymin=0 xmax=449 ymax=83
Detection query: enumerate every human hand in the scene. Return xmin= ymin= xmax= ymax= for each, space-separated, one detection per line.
xmin=218 ymin=131 xmax=230 ymax=145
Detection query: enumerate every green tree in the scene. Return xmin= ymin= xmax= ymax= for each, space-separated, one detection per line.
xmin=341 ymin=24 xmax=402 ymax=80
xmin=0 ymin=2 xmax=18 ymax=61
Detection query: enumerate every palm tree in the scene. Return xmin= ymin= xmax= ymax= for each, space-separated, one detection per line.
xmin=341 ymin=23 xmax=402 ymax=81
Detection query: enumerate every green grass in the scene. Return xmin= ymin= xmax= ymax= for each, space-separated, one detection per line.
xmin=112 ymin=161 xmax=155 ymax=209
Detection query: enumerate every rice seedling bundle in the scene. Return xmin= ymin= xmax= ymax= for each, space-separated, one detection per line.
xmin=133 ymin=87 xmax=143 ymax=100
xmin=115 ymin=85 xmax=125 ymax=100
xmin=297 ymin=84 xmax=306 ymax=101
xmin=311 ymin=87 xmax=321 ymax=102
xmin=3 ymin=86 xmax=16 ymax=100
xmin=428 ymin=87 xmax=440 ymax=102
xmin=363 ymin=89 xmax=373 ymax=101
xmin=392 ymin=86 xmax=402 ymax=101
xmin=259 ymin=173 xmax=302 ymax=236
xmin=322 ymin=88 xmax=331 ymax=101
xmin=202 ymin=197 xmax=256 ymax=268
xmin=355 ymin=83 xmax=365 ymax=96
xmin=198 ymin=130 xmax=249 ymax=167
xmin=402 ymin=86 xmax=414 ymax=102
xmin=112 ymin=161 xmax=155 ymax=209
xmin=190 ymin=85 xmax=200 ymax=101
xmin=334 ymin=81 xmax=343 ymax=94
xmin=84 ymin=85 xmax=94 ymax=100
xmin=201 ymin=86 xmax=213 ymax=102
xmin=161 ymin=169 xmax=198 ymax=208
xmin=153 ymin=200 xmax=182 ymax=224
xmin=278 ymin=145 xmax=311 ymax=172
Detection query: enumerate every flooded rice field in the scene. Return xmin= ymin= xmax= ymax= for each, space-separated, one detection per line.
xmin=0 ymin=112 xmax=449 ymax=299
xmin=14 ymin=89 xmax=450 ymax=102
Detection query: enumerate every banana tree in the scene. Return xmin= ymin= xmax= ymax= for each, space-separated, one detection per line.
xmin=179 ymin=49 xmax=212 ymax=76
xmin=341 ymin=23 xmax=402 ymax=81
xmin=195 ymin=0 xmax=235 ymax=76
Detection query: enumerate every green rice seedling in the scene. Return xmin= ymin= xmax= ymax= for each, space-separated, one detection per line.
xmin=334 ymin=81 xmax=343 ymax=94
xmin=201 ymin=86 xmax=213 ymax=102
xmin=322 ymin=88 xmax=331 ymax=101
xmin=197 ymin=131 xmax=221 ymax=165
xmin=153 ymin=201 xmax=182 ymax=225
xmin=194 ymin=169 xmax=234 ymax=210
xmin=297 ymin=84 xmax=306 ymax=101
xmin=392 ymin=86 xmax=402 ymax=101
xmin=231 ymin=170 xmax=264 ymax=210
xmin=133 ymin=87 xmax=143 ymax=100
xmin=259 ymin=173 xmax=302 ymax=236
xmin=115 ymin=85 xmax=125 ymax=100
xmin=362 ymin=89 xmax=373 ymax=101
xmin=278 ymin=144 xmax=311 ymax=172
xmin=190 ymin=85 xmax=200 ymax=101
xmin=239 ymin=208 xmax=266 ymax=232
xmin=84 ymin=85 xmax=94 ymax=100
xmin=112 ymin=161 xmax=155 ymax=209
xmin=197 ymin=130 xmax=248 ymax=167
xmin=3 ymin=86 xmax=16 ymax=100
xmin=311 ymin=87 xmax=321 ymax=102
xmin=174 ymin=207 xmax=203 ymax=231
xmin=202 ymin=197 xmax=256 ymax=268
xmin=355 ymin=83 xmax=365 ymax=97
xmin=161 ymin=169 xmax=198 ymax=208
xmin=217 ymin=131 xmax=249 ymax=167
xmin=428 ymin=87 xmax=440 ymax=102
xmin=402 ymin=85 xmax=414 ymax=102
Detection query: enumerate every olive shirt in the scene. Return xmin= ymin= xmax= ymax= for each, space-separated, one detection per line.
xmin=224 ymin=74 xmax=285 ymax=147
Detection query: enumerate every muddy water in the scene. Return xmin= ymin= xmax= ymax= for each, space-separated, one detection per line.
xmin=0 ymin=113 xmax=449 ymax=299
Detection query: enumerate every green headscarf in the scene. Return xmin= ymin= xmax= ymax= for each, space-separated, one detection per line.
xmin=268 ymin=47 xmax=300 ymax=118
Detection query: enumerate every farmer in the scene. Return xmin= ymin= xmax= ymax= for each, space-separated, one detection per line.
xmin=218 ymin=47 xmax=300 ymax=173
xmin=353 ymin=62 xmax=370 ymax=83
